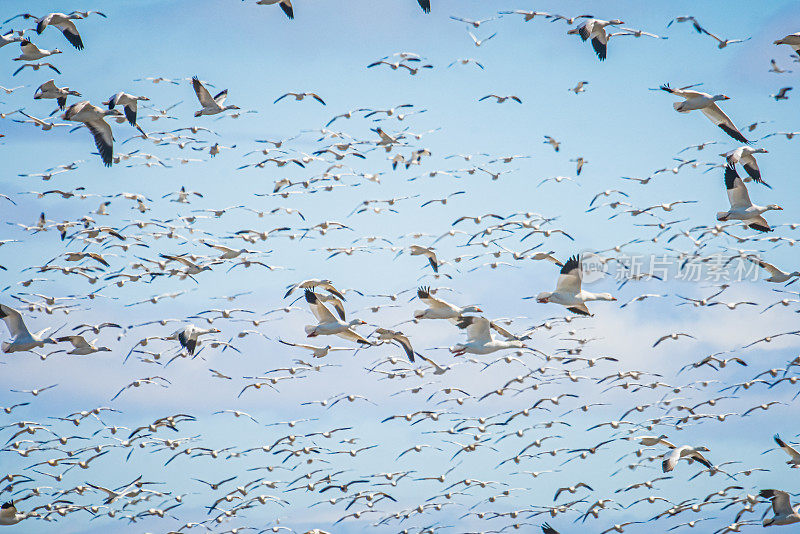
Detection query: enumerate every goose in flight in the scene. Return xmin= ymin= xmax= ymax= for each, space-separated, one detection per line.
xmin=479 ymin=94 xmax=522 ymax=104
xmin=771 ymin=86 xmax=792 ymax=101
xmin=20 ymin=12 xmax=95 ymax=50
xmin=536 ymin=255 xmax=616 ymax=316
xmin=192 ymin=77 xmax=240 ymax=117
xmin=284 ymin=279 xmax=346 ymax=300
xmin=12 ymin=61 xmax=60 ymax=76
xmin=373 ymin=328 xmax=415 ymax=362
xmin=33 ymin=79 xmax=81 ymax=110
xmin=716 ymin=166 xmax=782 ymax=232
xmin=450 ymin=316 xmax=525 ymax=356
xmin=304 ymin=290 xmax=369 ymax=345
xmin=170 ymin=325 xmax=220 ymax=356
xmin=661 ymin=445 xmax=712 ymax=472
xmin=102 ymin=92 xmax=149 ymax=132
xmin=774 ymin=32 xmax=800 ymax=53
xmin=774 ymin=434 xmax=800 ymax=467
xmin=256 ymin=0 xmax=294 ymax=19
xmin=469 ymin=32 xmax=497 ymax=47
xmin=0 ymin=304 xmax=58 ymax=353
xmin=13 ymin=39 xmax=61 ymax=61
xmin=55 ymin=335 xmax=111 ymax=355
xmin=61 ymin=101 xmax=123 ymax=166
xmin=0 ymin=501 xmax=27 ymax=525
xmin=660 ymin=83 xmax=749 ymax=142
xmin=409 ymin=244 xmax=440 ymax=272
xmin=414 ymin=286 xmax=482 ymax=320
xmin=567 ymin=18 xmax=625 ymax=60
xmin=274 ymin=92 xmax=326 ymax=105
xmin=760 ymin=489 xmax=800 ymax=526
xmin=745 ymin=256 xmax=799 ymax=283
xmin=699 ymin=27 xmax=750 ymax=48
xmin=721 ymin=146 xmax=768 ymax=185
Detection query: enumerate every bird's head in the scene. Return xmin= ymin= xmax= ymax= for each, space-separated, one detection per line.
xmin=767 ymin=204 xmax=783 ymax=211
xmin=536 ymin=292 xmax=551 ymax=304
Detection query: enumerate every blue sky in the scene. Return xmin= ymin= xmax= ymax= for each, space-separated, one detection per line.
xmin=1 ymin=1 xmax=800 ymax=533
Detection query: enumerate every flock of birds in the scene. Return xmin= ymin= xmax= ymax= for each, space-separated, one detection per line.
xmin=1 ymin=2 xmax=800 ymax=534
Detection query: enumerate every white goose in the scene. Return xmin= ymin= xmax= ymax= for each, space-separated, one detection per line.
xmin=722 ymin=146 xmax=768 ymax=185
xmin=0 ymin=304 xmax=57 ymax=354
xmin=170 ymin=325 xmax=220 ymax=356
xmin=191 ymin=77 xmax=240 ymax=117
xmin=660 ymin=83 xmax=749 ymax=142
xmin=55 ymin=335 xmax=111 ymax=355
xmin=414 ymin=286 xmax=482 ymax=320
xmin=62 ymin=101 xmax=122 ymax=166
xmin=567 ymin=18 xmax=624 ymax=61
xmin=449 ymin=316 xmax=525 ymax=356
xmin=760 ymin=489 xmax=800 ymax=526
xmin=746 ymin=257 xmax=799 ymax=283
xmin=0 ymin=501 xmax=26 ymax=525
xmin=661 ymin=445 xmax=712 ymax=473
xmin=102 ymin=92 xmax=149 ymax=130
xmin=34 ymin=79 xmax=81 ymax=110
xmin=28 ymin=12 xmax=93 ymax=50
xmin=303 ymin=290 xmax=369 ymax=345
xmin=716 ymin=166 xmax=782 ymax=232
xmin=256 ymin=0 xmax=294 ymax=19
xmin=536 ymin=255 xmax=616 ymax=316
xmin=774 ymin=33 xmax=800 ymax=53
xmin=14 ymin=39 xmax=61 ymax=61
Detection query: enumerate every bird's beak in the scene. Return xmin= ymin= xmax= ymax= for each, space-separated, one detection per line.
xmin=537 ymin=298 xmax=548 ymax=303
xmin=611 ymin=297 xmax=618 ymax=301
xmin=722 ymin=95 xmax=731 ymax=100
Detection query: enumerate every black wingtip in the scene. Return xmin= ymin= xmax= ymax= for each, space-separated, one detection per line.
xmin=560 ymin=255 xmax=580 ymax=275
xmin=304 ymin=289 xmax=318 ymax=304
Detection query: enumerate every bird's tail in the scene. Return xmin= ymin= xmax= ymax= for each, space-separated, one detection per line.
xmin=1 ymin=341 xmax=10 ymax=353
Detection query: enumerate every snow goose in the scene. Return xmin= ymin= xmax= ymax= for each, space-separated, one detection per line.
xmin=256 ymin=0 xmax=294 ymax=19
xmin=774 ymin=33 xmax=800 ymax=53
xmin=61 ymin=101 xmax=123 ymax=167
xmin=450 ymin=316 xmax=525 ymax=356
xmin=660 ymin=83 xmax=749 ymax=142
xmin=409 ymin=245 xmax=440 ymax=272
xmin=414 ymin=286 xmax=481 ymax=320
xmin=716 ymin=166 xmax=782 ymax=232
xmin=13 ymin=39 xmax=61 ymax=61
xmin=0 ymin=304 xmax=57 ymax=353
xmin=102 ymin=92 xmax=149 ymax=130
xmin=0 ymin=30 xmax=22 ymax=48
xmin=0 ymin=501 xmax=27 ymax=525
xmin=745 ymin=256 xmax=799 ymax=283
xmin=771 ymin=87 xmax=792 ymax=101
xmin=468 ymin=31 xmax=497 ymax=47
xmin=567 ymin=18 xmax=624 ymax=61
xmin=760 ymin=489 xmax=800 ymax=526
xmin=722 ymin=146 xmax=768 ymax=185
xmin=274 ymin=92 xmax=326 ymax=105
xmin=774 ymin=434 xmax=800 ymax=467
xmin=536 ymin=255 xmax=616 ymax=316
xmin=191 ymin=77 xmax=240 ymax=117
xmin=304 ymin=290 xmax=369 ymax=345
xmin=479 ymin=94 xmax=521 ymax=104
xmin=699 ymin=28 xmax=750 ymax=49
xmin=27 ymin=12 xmax=93 ymax=50
xmin=661 ymin=445 xmax=712 ymax=472
xmin=374 ymin=328 xmax=416 ymax=362
xmin=284 ymin=279 xmax=346 ymax=300
xmin=170 ymin=325 xmax=220 ymax=356
xmin=33 ymin=79 xmax=80 ymax=110
xmin=55 ymin=335 xmax=111 ymax=355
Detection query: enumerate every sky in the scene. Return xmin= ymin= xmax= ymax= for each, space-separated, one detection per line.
xmin=1 ymin=1 xmax=800 ymax=533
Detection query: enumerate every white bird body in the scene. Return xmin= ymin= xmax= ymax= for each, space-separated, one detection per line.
xmin=303 ymin=291 xmax=369 ymax=345
xmin=537 ymin=255 xmax=615 ymax=315
xmin=414 ymin=286 xmax=481 ymax=320
xmin=450 ymin=316 xmax=525 ymax=356
xmin=0 ymin=304 xmax=57 ymax=353
xmin=761 ymin=489 xmax=800 ymax=526
xmin=716 ymin=167 xmax=781 ymax=232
